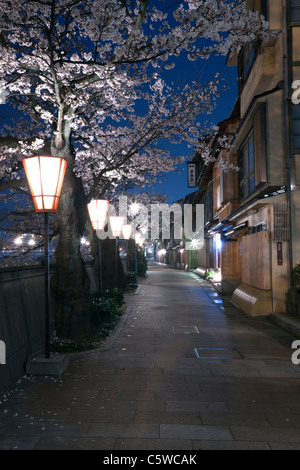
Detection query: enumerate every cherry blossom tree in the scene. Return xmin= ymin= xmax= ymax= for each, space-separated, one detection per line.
xmin=0 ymin=0 xmax=268 ymax=339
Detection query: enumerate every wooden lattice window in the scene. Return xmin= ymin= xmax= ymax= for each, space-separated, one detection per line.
xmin=273 ymin=203 xmax=290 ymax=241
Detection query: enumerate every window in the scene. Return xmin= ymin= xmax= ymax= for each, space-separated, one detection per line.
xmin=291 ymin=0 xmax=300 ymax=24
xmin=250 ymin=222 xmax=268 ymax=234
xmin=239 ymin=131 xmax=255 ymax=200
xmin=205 ymin=183 xmax=213 ymax=223
xmin=238 ymin=44 xmax=257 ymax=89
xmin=292 ymin=105 xmax=300 ymax=149
xmin=292 ymin=30 xmax=300 ymax=149
xmin=253 ymin=103 xmax=268 ymax=185
xmin=238 ymin=1 xmax=268 ymax=89
xmin=254 ymin=0 xmax=268 ymax=20
xmin=216 ymin=169 xmax=224 ymax=208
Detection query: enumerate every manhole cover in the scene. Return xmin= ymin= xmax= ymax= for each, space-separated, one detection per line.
xmin=194 ymin=347 xmax=243 ymax=359
xmin=173 ymin=325 xmax=200 ymax=334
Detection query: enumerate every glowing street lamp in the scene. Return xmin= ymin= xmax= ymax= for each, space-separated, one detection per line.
xmin=109 ymin=216 xmax=125 ymax=287
xmin=158 ymin=248 xmax=167 ymax=263
xmin=122 ymin=224 xmax=132 ymax=241
xmin=87 ymin=199 xmax=109 ymax=231
xmin=14 ymin=236 xmax=22 ymax=246
xmin=22 ymin=155 xmax=66 ymax=212
xmin=87 ymin=199 xmax=109 ymax=295
xmin=135 ymin=233 xmax=141 ymax=244
xmin=80 ymin=237 xmax=90 ymax=246
xmin=109 ymin=216 xmax=125 ymax=238
xmin=22 ymin=155 xmax=67 ymax=359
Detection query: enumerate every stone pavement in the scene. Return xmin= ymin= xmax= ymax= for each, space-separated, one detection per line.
xmin=1 ymin=261 xmax=300 ymax=451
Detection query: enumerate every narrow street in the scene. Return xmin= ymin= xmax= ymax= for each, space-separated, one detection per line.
xmin=1 ymin=262 xmax=300 ymax=450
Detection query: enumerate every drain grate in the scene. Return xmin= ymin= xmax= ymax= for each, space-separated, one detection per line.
xmin=173 ymin=325 xmax=200 ymax=334
xmin=194 ymin=347 xmax=243 ymax=359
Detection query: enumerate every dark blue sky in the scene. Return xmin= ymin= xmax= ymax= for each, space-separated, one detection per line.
xmin=152 ymin=54 xmax=238 ymax=203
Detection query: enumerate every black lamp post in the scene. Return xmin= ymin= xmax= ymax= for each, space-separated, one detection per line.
xmin=129 ymin=203 xmax=140 ymax=274
xmin=122 ymin=224 xmax=132 ymax=271
xmin=22 ymin=155 xmax=67 ymax=359
xmin=87 ymin=199 xmax=109 ymax=296
xmin=109 ymin=216 xmax=125 ymax=287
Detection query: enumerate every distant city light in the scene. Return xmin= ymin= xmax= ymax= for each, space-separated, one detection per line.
xmin=212 ymin=271 xmax=222 ymax=283
xmin=190 ymin=239 xmax=199 ymax=249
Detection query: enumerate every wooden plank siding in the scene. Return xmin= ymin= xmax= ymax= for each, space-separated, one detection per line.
xmin=241 ymin=231 xmax=271 ymax=290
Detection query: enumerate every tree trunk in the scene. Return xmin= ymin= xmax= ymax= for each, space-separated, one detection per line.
xmin=91 ymin=234 xmax=127 ymax=292
xmin=50 ymin=149 xmax=93 ymax=340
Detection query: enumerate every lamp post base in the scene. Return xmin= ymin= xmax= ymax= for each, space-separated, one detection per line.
xmin=26 ymin=353 xmax=69 ymax=376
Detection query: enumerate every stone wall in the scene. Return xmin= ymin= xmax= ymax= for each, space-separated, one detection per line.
xmin=0 ymin=261 xmax=103 ymax=394
xmin=0 ymin=264 xmax=56 ymax=394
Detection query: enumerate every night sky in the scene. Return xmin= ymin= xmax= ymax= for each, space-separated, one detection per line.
xmin=152 ymin=54 xmax=238 ymax=203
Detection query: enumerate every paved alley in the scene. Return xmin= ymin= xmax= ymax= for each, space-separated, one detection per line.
xmin=1 ymin=262 xmax=300 ymax=450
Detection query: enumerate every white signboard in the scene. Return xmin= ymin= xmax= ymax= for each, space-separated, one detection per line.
xmin=187 ymin=162 xmax=198 ymax=188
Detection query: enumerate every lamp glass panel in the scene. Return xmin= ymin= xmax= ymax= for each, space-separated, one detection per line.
xmin=23 ymin=155 xmax=66 ymax=212
xmin=110 ymin=216 xmax=125 ymax=237
xmin=23 ymin=157 xmax=42 ymax=198
xmin=88 ymin=199 xmax=109 ymax=231
xmin=40 ymin=156 xmax=61 ymax=198
xmin=122 ymin=224 xmax=132 ymax=240
xmin=55 ymin=159 xmax=67 ymax=208
xmin=35 ymin=196 xmax=43 ymax=210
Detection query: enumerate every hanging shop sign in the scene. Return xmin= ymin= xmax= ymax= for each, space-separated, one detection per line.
xmin=277 ymin=242 xmax=283 ymax=266
xmin=187 ymin=162 xmax=198 ymax=188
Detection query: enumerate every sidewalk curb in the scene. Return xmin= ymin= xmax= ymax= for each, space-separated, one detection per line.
xmin=270 ymin=313 xmax=300 ymax=338
xmin=192 ymin=268 xmax=300 ymax=339
xmin=62 ymin=285 xmax=143 ymax=361
xmin=99 ymin=282 xmax=145 ymax=350
xmin=98 ymin=304 xmax=133 ymax=352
